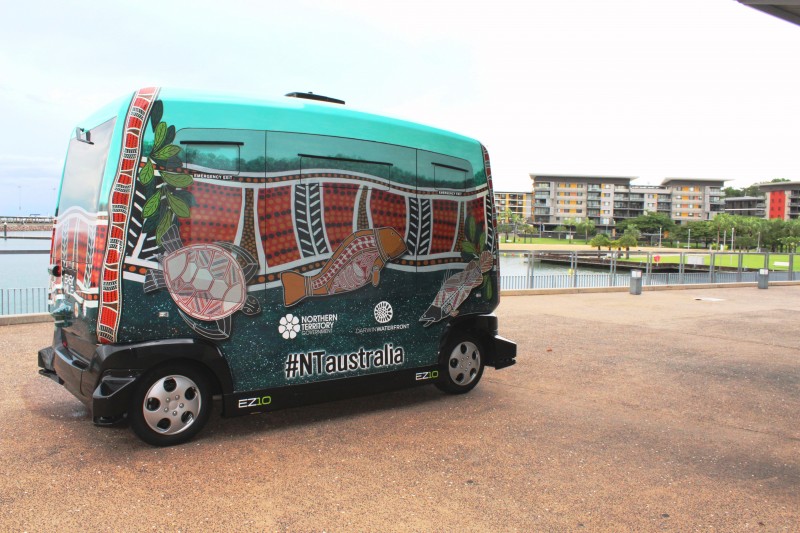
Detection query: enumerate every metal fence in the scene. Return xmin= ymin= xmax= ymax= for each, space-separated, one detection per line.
xmin=2 ymin=251 xmax=799 ymax=315
xmin=0 ymin=288 xmax=49 ymax=316
xmin=500 ymin=250 xmax=800 ymax=291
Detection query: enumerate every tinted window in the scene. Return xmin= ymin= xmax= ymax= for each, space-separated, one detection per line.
xmin=184 ymin=143 xmax=240 ymax=173
xmin=267 ymin=132 xmax=416 ymax=186
xmin=417 ymin=150 xmax=473 ymax=190
xmin=59 ymin=118 xmax=116 ymax=213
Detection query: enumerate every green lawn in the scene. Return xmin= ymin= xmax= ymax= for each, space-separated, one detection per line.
xmin=501 ymin=236 xmax=589 ymax=245
xmin=624 ymin=253 xmax=797 ymax=270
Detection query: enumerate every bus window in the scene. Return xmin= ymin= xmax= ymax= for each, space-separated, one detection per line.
xmin=417 ymin=150 xmax=474 ymax=191
xmin=59 ymin=117 xmax=117 ymax=214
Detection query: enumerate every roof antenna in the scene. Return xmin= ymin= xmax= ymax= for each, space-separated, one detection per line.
xmin=285 ymin=92 xmax=345 ymax=105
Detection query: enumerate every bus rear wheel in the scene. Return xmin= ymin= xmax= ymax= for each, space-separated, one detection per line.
xmin=436 ymin=334 xmax=485 ymax=394
xmin=129 ymin=364 xmax=211 ymax=446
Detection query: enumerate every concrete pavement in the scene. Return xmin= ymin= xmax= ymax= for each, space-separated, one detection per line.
xmin=1 ymin=286 xmax=798 ymax=531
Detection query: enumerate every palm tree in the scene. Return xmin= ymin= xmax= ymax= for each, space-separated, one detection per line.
xmin=589 ymin=233 xmax=611 ymax=256
xmin=618 ymin=226 xmax=641 ymax=259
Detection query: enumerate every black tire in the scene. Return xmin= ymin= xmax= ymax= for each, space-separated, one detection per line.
xmin=129 ymin=364 xmax=212 ymax=446
xmin=435 ymin=334 xmax=485 ymax=394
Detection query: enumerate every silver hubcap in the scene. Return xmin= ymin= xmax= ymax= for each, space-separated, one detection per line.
xmin=142 ymin=375 xmax=201 ymax=435
xmin=448 ymin=341 xmax=481 ymax=386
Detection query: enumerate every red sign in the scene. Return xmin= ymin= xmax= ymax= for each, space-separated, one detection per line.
xmin=654 ymin=255 xmax=661 ymax=263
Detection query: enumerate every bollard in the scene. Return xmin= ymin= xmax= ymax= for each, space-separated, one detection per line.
xmin=630 ymin=269 xmax=642 ymax=295
xmin=757 ymin=268 xmax=769 ymax=289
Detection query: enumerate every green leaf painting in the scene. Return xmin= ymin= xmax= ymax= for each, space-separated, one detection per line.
xmin=139 ymin=160 xmax=154 ymax=185
xmin=150 ymin=100 xmax=163 ymax=132
xmin=142 ymin=192 xmax=160 ymax=218
xmin=166 ymin=189 xmax=190 ymax=218
xmin=153 ymin=144 xmax=182 ymax=161
xmin=156 ymin=211 xmax=173 ymax=245
xmin=154 ymin=122 xmax=167 ymax=151
xmin=138 ymin=99 xmax=194 ymax=249
xmin=161 ymin=171 xmax=194 ymax=188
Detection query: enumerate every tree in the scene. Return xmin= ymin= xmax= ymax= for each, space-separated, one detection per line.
xmin=779 ymin=236 xmax=799 ymax=253
xmin=618 ymin=226 xmax=641 ymax=259
xmin=724 ymin=184 xmax=764 ymax=198
xmin=562 ymin=218 xmax=578 ymax=238
xmin=497 ymin=222 xmax=513 ymax=241
xmin=509 ymin=212 xmax=525 ymax=243
xmin=589 ymin=233 xmax=611 ymax=255
xmin=575 ymin=219 xmax=597 ymax=243
xmin=554 ymin=225 xmax=568 ymax=239
xmin=712 ymin=213 xmax=737 ymax=248
xmin=617 ymin=211 xmax=675 ymax=236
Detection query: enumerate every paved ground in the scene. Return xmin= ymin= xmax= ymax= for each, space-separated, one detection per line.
xmin=1 ymin=286 xmax=798 ymax=531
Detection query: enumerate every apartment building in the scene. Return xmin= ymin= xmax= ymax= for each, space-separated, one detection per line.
xmin=759 ymin=181 xmax=800 ymax=220
xmin=528 ymin=174 xmax=726 ymax=231
xmin=723 ymin=196 xmax=766 ymax=218
xmin=661 ymin=178 xmax=725 ymax=224
xmin=530 ymin=175 xmax=632 ymax=231
xmin=494 ymin=190 xmax=533 ymax=222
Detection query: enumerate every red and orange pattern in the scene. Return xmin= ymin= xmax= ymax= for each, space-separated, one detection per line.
xmin=98 ymin=87 xmax=159 ymax=344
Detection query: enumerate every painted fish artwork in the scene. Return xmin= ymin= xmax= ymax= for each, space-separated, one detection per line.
xmin=420 ymin=251 xmax=493 ymax=327
xmin=144 ymin=226 xmax=262 ymax=340
xmin=281 ymin=227 xmax=407 ymax=307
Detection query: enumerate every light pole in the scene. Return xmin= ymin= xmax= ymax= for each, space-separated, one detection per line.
xmin=658 ymin=226 xmax=662 ymax=248
xmin=687 ymin=228 xmax=691 ymax=250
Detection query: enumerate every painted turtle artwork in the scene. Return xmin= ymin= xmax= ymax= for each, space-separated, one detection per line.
xmin=144 ymin=226 xmax=261 ymax=340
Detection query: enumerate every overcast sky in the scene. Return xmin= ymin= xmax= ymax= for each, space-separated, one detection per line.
xmin=1 ymin=0 xmax=798 ymax=215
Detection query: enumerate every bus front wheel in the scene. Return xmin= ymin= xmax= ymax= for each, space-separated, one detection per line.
xmin=436 ymin=334 xmax=485 ymax=394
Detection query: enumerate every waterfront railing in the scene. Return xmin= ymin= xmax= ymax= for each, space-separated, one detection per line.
xmin=1 ymin=288 xmax=49 ymax=316
xmin=3 ymin=250 xmax=800 ymax=316
xmin=499 ymin=250 xmax=800 ymax=291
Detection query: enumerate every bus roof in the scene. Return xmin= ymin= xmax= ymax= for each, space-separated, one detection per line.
xmin=79 ymin=88 xmax=484 ymax=167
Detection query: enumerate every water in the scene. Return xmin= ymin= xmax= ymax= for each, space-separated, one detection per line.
xmin=1 ymin=244 xmax=578 ymax=291
xmin=498 ymin=252 xmax=602 ymax=276
xmin=0 ymin=233 xmax=50 ymax=290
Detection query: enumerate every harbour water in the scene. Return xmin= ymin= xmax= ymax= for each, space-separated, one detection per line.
xmin=0 ymin=232 xmax=50 ymax=290
xmin=0 ymin=238 xmax=569 ymax=290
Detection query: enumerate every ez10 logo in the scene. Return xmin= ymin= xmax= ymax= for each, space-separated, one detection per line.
xmin=415 ymin=370 xmax=439 ymax=381
xmin=237 ymin=395 xmax=272 ymax=409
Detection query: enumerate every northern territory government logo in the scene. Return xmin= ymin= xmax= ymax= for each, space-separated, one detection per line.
xmin=279 ymin=313 xmax=338 ymax=340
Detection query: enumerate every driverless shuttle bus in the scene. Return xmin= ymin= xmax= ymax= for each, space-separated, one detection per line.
xmin=38 ymin=88 xmax=516 ymax=445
